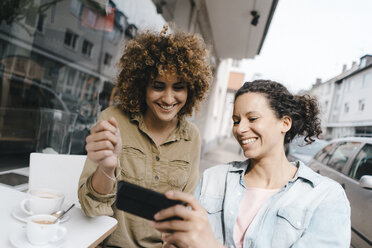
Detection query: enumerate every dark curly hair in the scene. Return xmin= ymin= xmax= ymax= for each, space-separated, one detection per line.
xmin=234 ymin=80 xmax=322 ymax=145
xmin=116 ymin=26 xmax=212 ymax=118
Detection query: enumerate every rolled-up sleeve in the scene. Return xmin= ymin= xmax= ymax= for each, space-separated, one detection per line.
xmin=291 ymin=184 xmax=351 ymax=248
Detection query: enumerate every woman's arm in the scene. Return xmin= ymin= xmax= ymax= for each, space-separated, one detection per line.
xmin=151 ymin=191 xmax=224 ymax=248
xmin=78 ymin=116 xmax=122 ymax=217
xmin=87 ymin=117 xmax=121 ymax=194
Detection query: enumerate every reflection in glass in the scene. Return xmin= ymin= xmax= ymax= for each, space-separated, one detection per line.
xmin=1 ymin=0 xmax=135 ymax=166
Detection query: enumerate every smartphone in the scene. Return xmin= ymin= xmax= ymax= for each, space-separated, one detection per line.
xmin=116 ymin=180 xmax=187 ymax=221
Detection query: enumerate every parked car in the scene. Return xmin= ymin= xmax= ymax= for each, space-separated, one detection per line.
xmin=307 ymin=137 xmax=372 ymax=248
xmin=0 ymin=76 xmax=70 ymax=155
xmin=286 ymin=137 xmax=328 ymax=164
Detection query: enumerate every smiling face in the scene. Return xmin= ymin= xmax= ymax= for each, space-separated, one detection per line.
xmin=145 ymin=71 xmax=187 ymax=124
xmin=232 ymin=92 xmax=291 ymax=160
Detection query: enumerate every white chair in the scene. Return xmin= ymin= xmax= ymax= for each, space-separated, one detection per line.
xmin=28 ymin=153 xmax=87 ymax=208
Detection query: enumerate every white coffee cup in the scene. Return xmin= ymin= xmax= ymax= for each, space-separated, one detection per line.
xmin=26 ymin=214 xmax=67 ymax=245
xmin=20 ymin=188 xmax=64 ymax=215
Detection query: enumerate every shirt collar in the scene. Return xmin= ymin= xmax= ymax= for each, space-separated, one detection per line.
xmin=291 ymin=161 xmax=321 ymax=187
xmin=129 ymin=112 xmax=191 ymax=142
xmin=227 ymin=160 xmax=320 ymax=188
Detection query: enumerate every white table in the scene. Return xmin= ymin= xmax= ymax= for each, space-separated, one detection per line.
xmin=0 ymin=185 xmax=117 ymax=248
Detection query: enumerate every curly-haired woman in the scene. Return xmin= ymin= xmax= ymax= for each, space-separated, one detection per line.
xmin=78 ymin=25 xmax=212 ymax=248
xmin=152 ymin=80 xmax=351 ymax=248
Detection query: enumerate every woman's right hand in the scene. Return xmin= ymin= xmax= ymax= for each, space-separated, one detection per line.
xmin=151 ymin=191 xmax=223 ymax=248
xmin=85 ymin=117 xmax=122 ymax=170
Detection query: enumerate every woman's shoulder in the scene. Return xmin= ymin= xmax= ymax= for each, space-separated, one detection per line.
xmin=202 ymin=160 xmax=247 ymax=182
xmin=182 ymin=119 xmax=199 ymax=133
xmin=180 ymin=120 xmax=201 ymax=142
xmin=297 ymin=162 xmax=349 ymax=204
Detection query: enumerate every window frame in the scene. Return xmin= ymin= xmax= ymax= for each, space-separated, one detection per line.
xmin=64 ymin=30 xmax=79 ymax=50
xmin=82 ymin=40 xmax=93 ymax=57
xmin=347 ymin=143 xmax=372 ymax=181
xmin=325 ymin=141 xmax=361 ymax=173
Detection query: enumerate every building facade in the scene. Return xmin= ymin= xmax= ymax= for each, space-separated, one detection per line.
xmin=153 ymin=0 xmax=279 ymax=154
xmin=309 ymin=55 xmax=372 ymax=139
xmin=0 ymin=0 xmax=133 ymax=160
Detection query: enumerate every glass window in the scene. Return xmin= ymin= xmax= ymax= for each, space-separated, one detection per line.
xmin=358 ymin=99 xmax=365 ymax=112
xmin=106 ymin=28 xmax=118 ymax=42
xmin=36 ymin=14 xmax=45 ymax=32
xmin=362 ymin=73 xmax=370 ymax=88
xmin=64 ymin=30 xmax=78 ymax=49
xmin=348 ymin=144 xmax=372 ymax=180
xmin=104 ymin=53 xmax=112 ymax=65
xmin=25 ymin=9 xmax=38 ymax=27
xmin=82 ymin=40 xmax=93 ymax=57
xmin=326 ymin=142 xmax=361 ymax=173
xmin=314 ymin=143 xmax=334 ymax=162
xmin=0 ymin=0 xmax=127 ymax=160
xmin=70 ymin=0 xmax=82 ymax=17
xmin=344 ymin=103 xmax=349 ymax=113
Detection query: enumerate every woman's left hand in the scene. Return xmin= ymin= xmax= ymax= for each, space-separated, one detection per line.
xmin=150 ymin=191 xmax=223 ymax=248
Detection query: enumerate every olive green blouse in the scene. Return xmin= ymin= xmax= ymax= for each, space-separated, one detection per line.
xmin=78 ymin=106 xmax=200 ymax=248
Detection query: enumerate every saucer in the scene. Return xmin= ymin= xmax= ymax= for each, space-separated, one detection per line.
xmin=11 ymin=205 xmax=70 ymax=223
xmin=9 ymin=228 xmax=65 ymax=248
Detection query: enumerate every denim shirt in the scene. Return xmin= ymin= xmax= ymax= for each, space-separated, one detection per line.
xmin=194 ymin=160 xmax=351 ymax=248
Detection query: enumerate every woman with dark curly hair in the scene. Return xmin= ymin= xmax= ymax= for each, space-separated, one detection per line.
xmin=78 ymin=25 xmax=212 ymax=248
xmin=152 ymin=80 xmax=351 ymax=248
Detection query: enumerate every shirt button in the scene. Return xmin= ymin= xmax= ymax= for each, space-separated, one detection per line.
xmin=297 ymin=221 xmax=302 ymax=228
xmin=155 ymin=156 xmax=160 ymax=161
xmin=237 ymin=192 xmax=241 ymax=196
xmin=230 ymin=210 xmax=234 ymax=215
xmin=247 ymin=240 xmax=252 ymax=245
xmin=155 ymin=175 xmax=159 ymax=180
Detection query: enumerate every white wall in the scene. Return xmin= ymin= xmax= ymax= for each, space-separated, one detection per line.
xmin=338 ymin=69 xmax=372 ymax=123
xmin=202 ymin=59 xmax=230 ymax=148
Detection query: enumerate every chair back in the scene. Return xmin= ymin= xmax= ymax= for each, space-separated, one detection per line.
xmin=29 ymin=153 xmax=87 ymax=208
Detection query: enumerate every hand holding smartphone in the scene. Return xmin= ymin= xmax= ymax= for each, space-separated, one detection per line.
xmin=116 ymin=180 xmax=186 ymax=221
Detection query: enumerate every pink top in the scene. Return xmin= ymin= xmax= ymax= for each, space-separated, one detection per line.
xmin=233 ymin=187 xmax=279 ymax=248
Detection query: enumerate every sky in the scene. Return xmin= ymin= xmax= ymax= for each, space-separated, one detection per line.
xmin=114 ymin=0 xmax=165 ymax=32
xmin=244 ymin=0 xmax=372 ymax=93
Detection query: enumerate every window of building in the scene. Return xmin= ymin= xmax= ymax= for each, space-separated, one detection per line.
xmin=70 ymin=0 xmax=82 ymax=17
xmin=25 ymin=9 xmax=38 ymax=27
xmin=362 ymin=73 xmax=370 ymax=88
xmin=358 ymin=99 xmax=365 ymax=112
xmin=82 ymin=40 xmax=93 ymax=57
xmin=64 ymin=30 xmax=78 ymax=49
xmin=106 ymin=28 xmax=118 ymax=42
xmin=344 ymin=102 xmax=349 ymax=113
xmin=347 ymin=79 xmax=353 ymax=92
xmin=104 ymin=53 xmax=112 ymax=66
xmin=36 ymin=14 xmax=45 ymax=32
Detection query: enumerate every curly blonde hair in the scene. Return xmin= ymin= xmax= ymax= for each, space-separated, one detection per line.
xmin=116 ymin=26 xmax=212 ymax=118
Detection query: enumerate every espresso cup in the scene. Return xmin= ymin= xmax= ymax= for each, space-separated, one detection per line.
xmin=26 ymin=214 xmax=67 ymax=245
xmin=20 ymin=188 xmax=64 ymax=215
